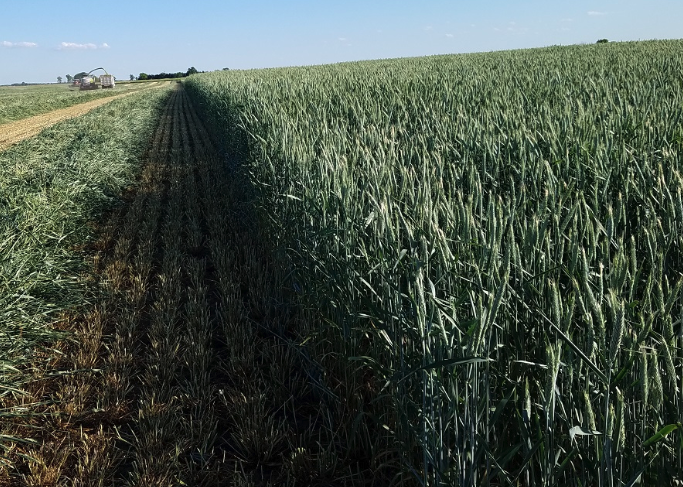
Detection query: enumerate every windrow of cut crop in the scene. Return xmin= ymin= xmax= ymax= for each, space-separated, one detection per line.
xmin=186 ymin=40 xmax=683 ymax=486
xmin=0 ymin=86 xmax=172 ymax=479
xmin=0 ymin=83 xmax=149 ymax=125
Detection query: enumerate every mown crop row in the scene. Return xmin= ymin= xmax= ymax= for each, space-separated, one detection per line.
xmin=0 ymin=86 xmax=171 ymax=453
xmin=186 ymin=40 xmax=683 ymax=485
xmin=0 ymin=83 xmax=147 ymax=125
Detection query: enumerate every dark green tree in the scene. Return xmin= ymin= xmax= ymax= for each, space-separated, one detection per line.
xmin=186 ymin=66 xmax=198 ymax=76
xmin=57 ymin=76 xmax=62 ymax=84
xmin=139 ymin=73 xmax=149 ymax=80
xmin=66 ymin=74 xmax=73 ymax=83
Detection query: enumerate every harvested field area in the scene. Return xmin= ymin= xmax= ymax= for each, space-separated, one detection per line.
xmin=1 ymin=85 xmax=382 ymax=486
xmin=0 ymin=85 xmax=162 ymax=152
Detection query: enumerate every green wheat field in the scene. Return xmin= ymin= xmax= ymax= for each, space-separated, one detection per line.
xmin=1 ymin=39 xmax=682 ymax=485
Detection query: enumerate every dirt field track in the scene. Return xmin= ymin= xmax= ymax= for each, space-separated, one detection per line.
xmin=0 ymin=84 xmax=166 ymax=152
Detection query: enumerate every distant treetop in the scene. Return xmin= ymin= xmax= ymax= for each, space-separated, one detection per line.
xmin=135 ymin=67 xmax=201 ymax=81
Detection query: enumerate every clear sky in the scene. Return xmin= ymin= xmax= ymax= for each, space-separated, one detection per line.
xmin=1 ymin=0 xmax=681 ymax=85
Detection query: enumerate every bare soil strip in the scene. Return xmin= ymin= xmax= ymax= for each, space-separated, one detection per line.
xmin=2 ymin=85 xmax=379 ymax=485
xmin=0 ymin=86 xmax=160 ymax=152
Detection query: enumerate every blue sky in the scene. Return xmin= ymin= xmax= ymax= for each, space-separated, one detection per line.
xmin=0 ymin=0 xmax=681 ymax=85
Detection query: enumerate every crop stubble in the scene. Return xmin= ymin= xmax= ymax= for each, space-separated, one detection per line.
xmin=3 ymin=84 xmax=373 ymax=486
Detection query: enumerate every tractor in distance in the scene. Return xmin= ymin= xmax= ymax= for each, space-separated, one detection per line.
xmin=75 ymin=68 xmax=115 ymax=90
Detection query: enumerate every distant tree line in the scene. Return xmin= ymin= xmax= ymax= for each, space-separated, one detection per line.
xmin=137 ymin=67 xmax=200 ymax=81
